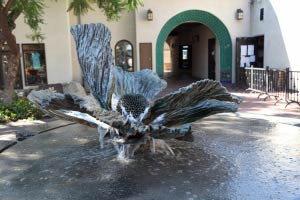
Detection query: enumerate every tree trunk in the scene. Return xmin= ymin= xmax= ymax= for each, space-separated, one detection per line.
xmin=1 ymin=53 xmax=20 ymax=104
xmin=0 ymin=10 xmax=21 ymax=105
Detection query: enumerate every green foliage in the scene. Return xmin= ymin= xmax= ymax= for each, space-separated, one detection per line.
xmin=0 ymin=0 xmax=143 ymax=42
xmin=2 ymin=0 xmax=143 ymax=42
xmin=7 ymin=0 xmax=46 ymax=42
xmin=0 ymin=98 xmax=42 ymax=122
xmin=67 ymin=0 xmax=143 ymax=20
xmin=67 ymin=0 xmax=94 ymax=16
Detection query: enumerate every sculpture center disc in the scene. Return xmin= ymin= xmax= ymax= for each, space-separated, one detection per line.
xmin=116 ymin=94 xmax=149 ymax=118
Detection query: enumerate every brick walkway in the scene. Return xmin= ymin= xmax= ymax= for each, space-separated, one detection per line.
xmin=160 ymin=76 xmax=300 ymax=119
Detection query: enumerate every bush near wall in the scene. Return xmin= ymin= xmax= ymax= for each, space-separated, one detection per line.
xmin=0 ymin=98 xmax=43 ymax=122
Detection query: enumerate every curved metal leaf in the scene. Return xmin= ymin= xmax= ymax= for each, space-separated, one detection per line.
xmin=71 ymin=23 xmax=114 ymax=110
xmin=143 ymin=79 xmax=239 ymax=125
xmin=150 ymin=99 xmax=238 ymax=127
xmin=113 ymin=66 xmax=167 ymax=100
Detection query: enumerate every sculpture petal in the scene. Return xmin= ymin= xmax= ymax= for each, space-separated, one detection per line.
xmin=150 ymin=99 xmax=238 ymax=127
xmin=143 ymin=79 xmax=240 ymax=125
xmin=71 ymin=23 xmax=114 ymax=110
xmin=27 ymin=83 xmax=103 ymax=125
xmin=113 ymin=66 xmax=167 ymax=100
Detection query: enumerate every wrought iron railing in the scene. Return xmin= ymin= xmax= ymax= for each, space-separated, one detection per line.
xmin=245 ymin=67 xmax=300 ymax=107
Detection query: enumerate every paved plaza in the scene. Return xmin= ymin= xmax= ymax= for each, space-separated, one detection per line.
xmin=1 ymin=114 xmax=300 ymax=200
xmin=0 ymin=79 xmax=299 ymax=200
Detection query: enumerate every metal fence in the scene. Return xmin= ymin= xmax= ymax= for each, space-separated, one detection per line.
xmin=245 ymin=67 xmax=300 ymax=107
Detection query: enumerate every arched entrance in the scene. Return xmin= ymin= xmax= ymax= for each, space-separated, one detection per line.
xmin=156 ymin=10 xmax=232 ymax=83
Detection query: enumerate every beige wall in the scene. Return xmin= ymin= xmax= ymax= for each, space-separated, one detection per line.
xmin=274 ymin=0 xmax=300 ymax=71
xmin=170 ymin=36 xmax=180 ymax=75
xmin=70 ymin=10 xmax=137 ymax=82
xmin=12 ymin=0 xmax=299 ymax=85
xmin=164 ymin=24 xmax=219 ymax=80
xmin=192 ymin=25 xmax=219 ymax=80
xmin=250 ymin=0 xmax=288 ymax=69
xmin=13 ymin=0 xmax=73 ymax=87
xmin=163 ymin=43 xmax=171 ymax=72
xmin=135 ymin=0 xmax=251 ymax=82
xmin=165 ymin=26 xmax=194 ymax=77
xmin=68 ymin=13 xmax=82 ymax=83
xmin=251 ymin=0 xmax=300 ymax=71
xmin=177 ymin=26 xmax=194 ymax=76
xmin=14 ymin=1 xmax=137 ymax=86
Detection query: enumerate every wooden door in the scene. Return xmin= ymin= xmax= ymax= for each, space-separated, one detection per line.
xmin=208 ymin=38 xmax=216 ymax=80
xmin=139 ymin=43 xmax=152 ymax=70
xmin=179 ymin=45 xmax=192 ymax=69
xmin=236 ymin=37 xmax=256 ymax=86
xmin=236 ymin=36 xmax=264 ymax=86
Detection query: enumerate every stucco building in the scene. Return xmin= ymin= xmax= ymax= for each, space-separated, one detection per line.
xmin=1 ymin=0 xmax=299 ymax=89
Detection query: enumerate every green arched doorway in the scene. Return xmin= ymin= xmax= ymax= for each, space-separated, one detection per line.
xmin=156 ymin=10 xmax=232 ymax=83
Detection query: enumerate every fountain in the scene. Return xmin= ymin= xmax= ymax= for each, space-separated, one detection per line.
xmin=27 ymin=23 xmax=240 ymax=159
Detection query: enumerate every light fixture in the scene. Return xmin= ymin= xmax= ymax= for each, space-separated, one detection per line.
xmin=147 ymin=9 xmax=153 ymax=21
xmin=236 ymin=8 xmax=244 ymax=20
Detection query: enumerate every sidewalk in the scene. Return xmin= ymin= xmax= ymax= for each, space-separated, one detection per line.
xmin=232 ymin=91 xmax=300 ymax=119
xmin=0 ymin=119 xmax=74 ymax=153
xmin=160 ymin=76 xmax=300 ymax=120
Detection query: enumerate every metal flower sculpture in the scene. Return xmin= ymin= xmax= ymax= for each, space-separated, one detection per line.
xmin=28 ymin=24 xmax=240 ymax=159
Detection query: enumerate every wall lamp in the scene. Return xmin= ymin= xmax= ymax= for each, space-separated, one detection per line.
xmin=236 ymin=8 xmax=244 ymax=20
xmin=147 ymin=9 xmax=153 ymax=21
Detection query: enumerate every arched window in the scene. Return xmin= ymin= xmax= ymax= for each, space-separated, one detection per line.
xmin=115 ymin=40 xmax=134 ymax=72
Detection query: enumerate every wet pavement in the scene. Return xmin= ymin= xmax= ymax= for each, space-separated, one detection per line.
xmin=0 ymin=119 xmax=74 ymax=152
xmin=1 ymin=115 xmax=300 ymax=200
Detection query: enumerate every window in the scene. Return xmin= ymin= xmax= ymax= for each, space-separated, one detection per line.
xmin=260 ymin=8 xmax=264 ymax=21
xmin=179 ymin=45 xmax=192 ymax=69
xmin=22 ymin=44 xmax=47 ymax=86
xmin=115 ymin=40 xmax=134 ymax=72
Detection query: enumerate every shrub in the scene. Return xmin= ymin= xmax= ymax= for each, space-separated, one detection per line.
xmin=0 ymin=98 xmax=42 ymax=122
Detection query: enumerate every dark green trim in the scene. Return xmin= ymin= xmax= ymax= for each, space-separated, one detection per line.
xmin=156 ymin=10 xmax=232 ymax=82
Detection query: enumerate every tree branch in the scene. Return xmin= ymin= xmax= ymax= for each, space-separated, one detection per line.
xmin=0 ymin=12 xmax=19 ymax=54
xmin=8 ymin=0 xmax=29 ymax=25
xmin=3 ymin=0 xmax=16 ymax=15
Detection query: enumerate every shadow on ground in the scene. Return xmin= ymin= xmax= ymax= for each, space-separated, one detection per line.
xmin=1 ymin=115 xmax=300 ymax=200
